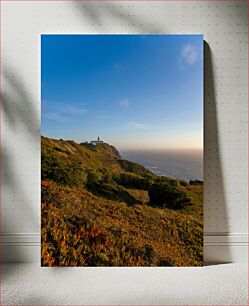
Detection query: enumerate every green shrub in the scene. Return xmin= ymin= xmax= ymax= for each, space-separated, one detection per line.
xmin=148 ymin=182 xmax=192 ymax=210
xmin=99 ymin=168 xmax=113 ymax=183
xmin=113 ymin=172 xmax=153 ymax=190
xmin=189 ymin=180 xmax=203 ymax=185
xmin=41 ymin=145 xmax=87 ymax=187
xmin=87 ymin=181 xmax=138 ymax=205
xmin=86 ymin=169 xmax=102 ymax=186
xmin=118 ymin=159 xmax=153 ymax=176
xmin=179 ymin=180 xmax=188 ymax=186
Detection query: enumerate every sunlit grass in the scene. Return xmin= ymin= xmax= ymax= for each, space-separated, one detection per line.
xmin=41 ymin=136 xmax=203 ymax=267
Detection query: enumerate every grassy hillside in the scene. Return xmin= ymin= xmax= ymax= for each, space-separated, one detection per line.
xmin=41 ymin=136 xmax=203 ymax=267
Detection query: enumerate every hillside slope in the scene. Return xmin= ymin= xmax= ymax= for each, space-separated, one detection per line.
xmin=41 ymin=136 xmax=203 ymax=266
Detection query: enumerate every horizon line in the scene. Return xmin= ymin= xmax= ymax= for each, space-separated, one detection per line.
xmin=41 ymin=135 xmax=203 ymax=151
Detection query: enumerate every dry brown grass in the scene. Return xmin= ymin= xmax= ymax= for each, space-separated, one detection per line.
xmin=41 ymin=180 xmax=203 ymax=267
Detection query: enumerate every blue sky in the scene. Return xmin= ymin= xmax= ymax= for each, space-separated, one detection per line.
xmin=41 ymin=35 xmax=203 ymax=150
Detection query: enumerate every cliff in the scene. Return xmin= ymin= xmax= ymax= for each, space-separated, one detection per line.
xmin=41 ymin=136 xmax=203 ymax=267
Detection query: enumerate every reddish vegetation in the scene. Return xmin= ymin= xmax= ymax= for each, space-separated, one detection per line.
xmin=41 ymin=137 xmax=203 ymax=267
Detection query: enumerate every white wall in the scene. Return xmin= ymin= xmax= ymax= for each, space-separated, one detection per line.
xmin=1 ymin=0 xmax=248 ymax=263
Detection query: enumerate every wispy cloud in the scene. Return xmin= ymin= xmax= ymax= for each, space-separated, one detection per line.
xmin=118 ymin=98 xmax=129 ymax=108
xmin=179 ymin=44 xmax=199 ymax=67
xmin=42 ymin=101 xmax=87 ymax=122
xmin=126 ymin=121 xmax=162 ymax=131
xmin=63 ymin=104 xmax=87 ymax=115
xmin=94 ymin=113 xmax=118 ymax=120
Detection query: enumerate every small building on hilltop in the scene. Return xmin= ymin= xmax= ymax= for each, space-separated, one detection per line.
xmin=90 ymin=136 xmax=104 ymax=145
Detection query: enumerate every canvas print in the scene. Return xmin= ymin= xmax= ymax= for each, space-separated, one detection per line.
xmin=41 ymin=34 xmax=203 ymax=267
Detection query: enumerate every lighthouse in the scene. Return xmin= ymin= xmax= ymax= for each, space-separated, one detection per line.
xmin=90 ymin=136 xmax=104 ymax=145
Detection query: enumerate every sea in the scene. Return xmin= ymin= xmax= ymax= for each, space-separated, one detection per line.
xmin=120 ymin=149 xmax=203 ymax=182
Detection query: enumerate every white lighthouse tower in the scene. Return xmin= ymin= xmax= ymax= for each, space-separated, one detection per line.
xmin=90 ymin=136 xmax=104 ymax=145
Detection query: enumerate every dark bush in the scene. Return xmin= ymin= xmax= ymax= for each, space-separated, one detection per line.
xmin=86 ymin=169 xmax=102 ymax=186
xmin=148 ymin=182 xmax=192 ymax=210
xmin=113 ymin=172 xmax=153 ymax=190
xmin=179 ymin=180 xmax=188 ymax=186
xmin=87 ymin=182 xmax=138 ymax=205
xmin=189 ymin=180 xmax=203 ymax=185
xmin=99 ymin=168 xmax=113 ymax=183
xmin=158 ymin=258 xmax=175 ymax=266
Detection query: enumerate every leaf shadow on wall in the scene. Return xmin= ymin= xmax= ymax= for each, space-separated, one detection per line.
xmin=74 ymin=2 xmax=165 ymax=33
xmin=1 ymin=5 xmax=232 ymax=292
xmin=1 ymin=66 xmax=39 ymax=268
